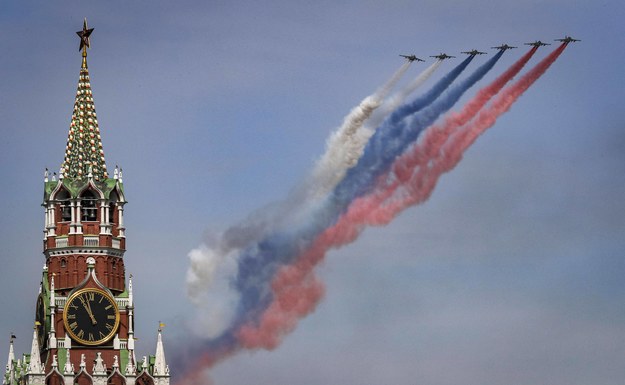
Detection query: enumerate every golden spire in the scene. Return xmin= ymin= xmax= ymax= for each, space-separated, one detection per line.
xmin=61 ymin=19 xmax=108 ymax=181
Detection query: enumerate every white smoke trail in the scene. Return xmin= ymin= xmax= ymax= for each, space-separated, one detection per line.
xmin=305 ymin=62 xmax=412 ymax=199
xmin=306 ymin=60 xmax=444 ymax=200
xmin=186 ymin=244 xmax=240 ymax=338
xmin=364 ymin=60 xmax=443 ymax=133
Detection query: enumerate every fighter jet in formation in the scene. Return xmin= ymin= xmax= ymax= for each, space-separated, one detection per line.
xmin=399 ymin=54 xmax=425 ymax=62
xmin=555 ymin=36 xmax=580 ymax=44
xmin=430 ymin=53 xmax=455 ymax=60
xmin=461 ymin=49 xmax=487 ymax=56
xmin=492 ymin=44 xmax=517 ymax=51
xmin=525 ymin=40 xmax=551 ymax=47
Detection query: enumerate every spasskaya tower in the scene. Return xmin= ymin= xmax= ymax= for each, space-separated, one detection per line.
xmin=3 ymin=19 xmax=170 ymax=385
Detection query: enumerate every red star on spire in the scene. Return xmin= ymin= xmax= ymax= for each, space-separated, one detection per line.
xmin=76 ymin=18 xmax=94 ymax=52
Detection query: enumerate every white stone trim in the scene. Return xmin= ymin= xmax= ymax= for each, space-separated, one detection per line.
xmin=45 ymin=247 xmax=124 ymax=258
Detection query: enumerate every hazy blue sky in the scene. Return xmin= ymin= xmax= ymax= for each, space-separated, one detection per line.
xmin=1 ymin=1 xmax=624 ymax=384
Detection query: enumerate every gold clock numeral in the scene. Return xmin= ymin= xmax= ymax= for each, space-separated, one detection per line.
xmin=85 ymin=292 xmax=95 ymax=301
xmin=99 ymin=331 xmax=106 ymax=339
xmin=98 ymin=295 xmax=104 ymax=303
xmin=105 ymin=304 xmax=113 ymax=310
xmin=107 ymin=315 xmax=115 ymax=320
xmin=105 ymin=323 xmax=114 ymax=332
xmin=69 ymin=321 xmax=78 ymax=330
xmin=76 ymin=330 xmax=84 ymax=339
xmin=67 ymin=314 xmax=76 ymax=320
xmin=88 ymin=333 xmax=94 ymax=341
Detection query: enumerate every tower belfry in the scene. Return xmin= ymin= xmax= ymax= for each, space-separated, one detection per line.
xmin=3 ymin=20 xmax=170 ymax=385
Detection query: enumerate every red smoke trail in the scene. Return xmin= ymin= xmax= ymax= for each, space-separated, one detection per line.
xmin=173 ymin=345 xmax=236 ymax=385
xmin=348 ymin=46 xmax=539 ymax=225
xmin=236 ymin=44 xmax=565 ymax=350
xmin=375 ymin=43 xmax=566 ymax=221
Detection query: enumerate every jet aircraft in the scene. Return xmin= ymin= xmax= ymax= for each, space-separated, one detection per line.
xmin=399 ymin=54 xmax=425 ymax=62
xmin=525 ymin=40 xmax=551 ymax=47
xmin=461 ymin=49 xmax=487 ymax=56
xmin=491 ymin=44 xmax=517 ymax=51
xmin=430 ymin=53 xmax=455 ymax=60
xmin=555 ymin=36 xmax=580 ymax=44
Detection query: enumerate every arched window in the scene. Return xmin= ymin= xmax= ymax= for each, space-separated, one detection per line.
xmin=45 ymin=372 xmax=64 ymax=385
xmin=60 ymin=258 xmax=67 ymax=268
xmin=135 ymin=373 xmax=154 ymax=385
xmin=81 ymin=190 xmax=98 ymax=222
xmin=56 ymin=189 xmax=71 ymax=222
xmin=107 ymin=372 xmax=125 ymax=385
xmin=74 ymin=371 xmax=93 ymax=385
xmin=108 ymin=191 xmax=119 ymax=225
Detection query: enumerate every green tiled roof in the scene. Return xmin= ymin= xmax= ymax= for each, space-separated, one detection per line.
xmin=43 ymin=177 xmax=123 ymax=201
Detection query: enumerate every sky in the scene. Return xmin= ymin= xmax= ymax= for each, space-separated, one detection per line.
xmin=1 ymin=1 xmax=624 ymax=384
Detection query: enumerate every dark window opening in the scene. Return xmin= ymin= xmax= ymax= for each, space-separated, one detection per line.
xmin=81 ymin=190 xmax=98 ymax=221
xmin=108 ymin=192 xmax=119 ymax=225
xmin=60 ymin=200 xmax=71 ymax=221
xmin=108 ymin=204 xmax=116 ymax=224
xmin=56 ymin=189 xmax=71 ymax=222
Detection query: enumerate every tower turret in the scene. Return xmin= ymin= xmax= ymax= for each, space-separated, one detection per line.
xmin=153 ymin=325 xmax=169 ymax=384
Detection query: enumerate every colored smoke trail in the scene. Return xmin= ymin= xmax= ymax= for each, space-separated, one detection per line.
xmin=185 ymin=60 xmax=412 ymax=339
xmin=175 ymin=47 xmax=547 ymax=383
xmin=234 ymin=45 xmax=565 ymax=352
xmin=230 ymin=52 xmax=504 ymax=349
xmin=184 ymin=58 xmax=472 ymax=334
xmin=234 ymin=47 xmax=530 ymax=349
xmin=177 ymin=57 xmax=483 ymax=373
xmin=367 ymin=46 xmax=539 ymax=217
xmin=307 ymin=61 xmax=411 ymax=199
xmin=364 ymin=60 xmax=443 ymax=134
xmin=229 ymin=56 xmax=484 ymax=334
xmin=339 ymin=51 xmax=501 ymax=201
xmin=359 ymin=44 xmax=567 ymax=232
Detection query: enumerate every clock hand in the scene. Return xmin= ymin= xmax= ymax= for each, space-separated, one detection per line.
xmin=80 ymin=295 xmax=98 ymax=325
xmin=86 ymin=299 xmax=97 ymax=325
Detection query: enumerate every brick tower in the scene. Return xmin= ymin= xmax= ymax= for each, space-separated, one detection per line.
xmin=3 ymin=19 xmax=170 ymax=385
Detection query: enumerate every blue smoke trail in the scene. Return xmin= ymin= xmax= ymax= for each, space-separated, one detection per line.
xmin=344 ymin=50 xmax=503 ymax=200
xmin=387 ymin=57 xmax=471 ymax=127
xmin=226 ymin=51 xmax=504 ymax=344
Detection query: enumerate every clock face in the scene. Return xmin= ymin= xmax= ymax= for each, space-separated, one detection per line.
xmin=35 ymin=294 xmax=47 ymax=350
xmin=63 ymin=288 xmax=120 ymax=346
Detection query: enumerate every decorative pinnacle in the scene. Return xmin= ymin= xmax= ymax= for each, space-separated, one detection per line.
xmin=76 ymin=18 xmax=94 ymax=67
